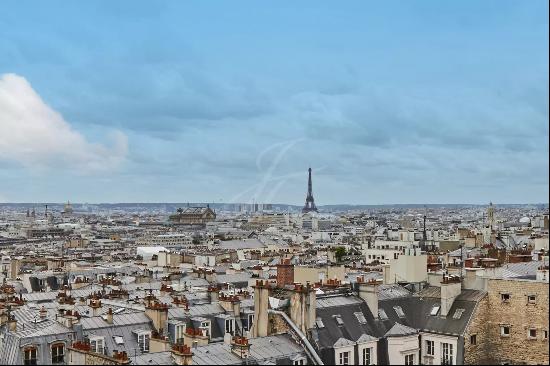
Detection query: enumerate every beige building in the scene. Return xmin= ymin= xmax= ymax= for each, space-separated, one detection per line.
xmin=293 ymin=265 xmax=346 ymax=285
xmin=464 ymin=274 xmax=549 ymax=365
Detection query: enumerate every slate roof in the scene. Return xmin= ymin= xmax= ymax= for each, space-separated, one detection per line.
xmin=384 ymin=322 xmax=418 ymax=337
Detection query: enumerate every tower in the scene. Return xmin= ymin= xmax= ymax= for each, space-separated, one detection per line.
xmin=422 ymin=205 xmax=427 ymax=242
xmin=302 ymin=168 xmax=318 ymax=213
xmin=487 ymin=202 xmax=495 ymax=229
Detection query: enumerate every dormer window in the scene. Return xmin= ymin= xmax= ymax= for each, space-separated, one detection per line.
xmin=175 ymin=323 xmax=186 ymax=344
xmin=24 ymin=346 xmax=38 ymax=365
xmin=90 ymin=336 xmax=105 ymax=354
xmin=200 ymin=321 xmax=211 ymax=338
xmin=225 ymin=318 xmax=235 ymax=335
xmin=51 ymin=343 xmax=65 ymax=364
xmin=137 ymin=331 xmax=151 ymax=353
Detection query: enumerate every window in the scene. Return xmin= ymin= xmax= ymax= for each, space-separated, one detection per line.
xmin=425 ymin=340 xmax=435 ymax=356
xmin=394 ymin=306 xmax=405 ymax=318
xmin=527 ymin=295 xmax=536 ymax=304
xmin=293 ymin=358 xmax=306 ymax=365
xmin=339 ymin=351 xmax=350 ymax=365
xmin=200 ymin=321 xmax=210 ymax=337
xmin=500 ymin=326 xmax=510 ymax=337
xmin=354 ymin=312 xmax=367 ymax=324
xmin=362 ymin=347 xmax=372 ymax=365
xmin=138 ymin=333 xmax=150 ymax=353
xmin=24 ymin=347 xmax=37 ymax=365
xmin=175 ymin=324 xmax=185 ymax=344
xmin=470 ymin=334 xmax=477 ymax=345
xmin=452 ymin=309 xmax=465 ymax=319
xmin=430 ymin=306 xmax=440 ymax=316
xmin=247 ymin=314 xmax=254 ymax=331
xmin=501 ymin=293 xmax=510 ymax=302
xmin=113 ymin=336 xmax=124 ymax=345
xmin=528 ymin=329 xmax=537 ymax=339
xmin=441 ymin=343 xmax=453 ymax=365
xmin=544 ymin=330 xmax=548 ymax=340
xmin=378 ymin=309 xmax=388 ymax=320
xmin=405 ymin=353 xmax=414 ymax=365
xmin=315 ymin=317 xmax=325 ymax=328
xmin=51 ymin=343 xmax=64 ymax=364
xmin=225 ymin=318 xmax=235 ymax=335
xmin=90 ymin=337 xmax=105 ymax=354
xmin=334 ymin=315 xmax=344 ymax=325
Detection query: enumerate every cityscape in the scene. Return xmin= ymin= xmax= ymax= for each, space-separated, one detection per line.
xmin=0 ymin=1 xmax=549 ymax=366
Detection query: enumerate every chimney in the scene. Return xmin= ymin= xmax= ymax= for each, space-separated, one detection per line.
xmin=231 ymin=336 xmax=251 ymax=359
xmin=289 ymin=282 xmax=316 ymax=334
xmin=106 ymin=308 xmax=114 ymax=324
xmin=171 ymin=344 xmax=193 ymax=365
xmin=357 ymin=277 xmax=379 ymax=318
xmin=7 ymin=315 xmax=17 ymax=331
xmin=208 ymin=286 xmax=219 ymax=303
xmin=112 ymin=350 xmax=131 ymax=365
xmin=145 ymin=302 xmax=169 ymax=333
xmin=440 ymin=275 xmax=462 ymax=317
xmin=537 ymin=266 xmax=549 ymax=282
xmin=251 ymin=280 xmax=269 ymax=338
xmin=39 ymin=305 xmax=47 ymax=320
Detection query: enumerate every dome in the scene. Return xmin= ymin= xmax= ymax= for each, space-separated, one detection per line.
xmin=519 ymin=216 xmax=531 ymax=224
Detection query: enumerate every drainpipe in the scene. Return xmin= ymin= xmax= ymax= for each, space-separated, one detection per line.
xmin=268 ymin=309 xmax=324 ymax=365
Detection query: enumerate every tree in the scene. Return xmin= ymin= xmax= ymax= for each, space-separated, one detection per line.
xmin=335 ymin=247 xmax=346 ymax=262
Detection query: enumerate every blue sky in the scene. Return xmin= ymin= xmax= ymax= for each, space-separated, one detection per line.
xmin=0 ymin=0 xmax=548 ymax=204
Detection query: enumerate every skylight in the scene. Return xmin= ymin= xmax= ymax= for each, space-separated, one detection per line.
xmin=354 ymin=312 xmax=367 ymax=324
xmin=393 ymin=306 xmax=405 ymax=318
xmin=378 ymin=309 xmax=388 ymax=320
xmin=453 ymin=308 xmax=465 ymax=319
xmin=430 ymin=306 xmax=440 ymax=316
xmin=315 ymin=318 xmax=325 ymax=328
xmin=113 ymin=336 xmax=124 ymax=345
xmin=334 ymin=315 xmax=344 ymax=325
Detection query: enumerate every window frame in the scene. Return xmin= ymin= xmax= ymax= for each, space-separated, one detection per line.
xmin=339 ymin=350 xmax=350 ymax=365
xmin=425 ymin=339 xmax=435 ymax=356
xmin=441 ymin=342 xmax=454 ymax=365
xmin=362 ymin=347 xmax=372 ymax=365
xmin=24 ymin=346 xmax=38 ymax=366
xmin=90 ymin=337 xmax=105 ymax=354
xmin=137 ymin=332 xmax=151 ymax=353
xmin=500 ymin=325 xmax=510 ymax=337
xmin=404 ymin=353 xmax=414 ymax=365
xmin=51 ymin=342 xmax=65 ymax=364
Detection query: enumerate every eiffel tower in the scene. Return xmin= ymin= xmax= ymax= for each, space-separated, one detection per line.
xmin=302 ymin=167 xmax=318 ymax=213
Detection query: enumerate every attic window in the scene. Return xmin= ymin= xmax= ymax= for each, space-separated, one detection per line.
xmin=315 ymin=318 xmax=325 ymax=328
xmin=430 ymin=306 xmax=440 ymax=316
xmin=393 ymin=306 xmax=405 ymax=318
xmin=113 ymin=336 xmax=124 ymax=345
xmin=453 ymin=308 xmax=465 ymax=319
xmin=354 ymin=312 xmax=367 ymax=324
xmin=378 ymin=309 xmax=388 ymax=321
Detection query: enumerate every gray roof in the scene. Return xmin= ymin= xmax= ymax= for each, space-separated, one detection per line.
xmin=384 ymin=322 xmax=418 ymax=337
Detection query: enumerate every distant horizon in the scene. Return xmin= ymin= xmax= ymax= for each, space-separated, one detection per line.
xmin=1 ymin=201 xmax=548 ymax=207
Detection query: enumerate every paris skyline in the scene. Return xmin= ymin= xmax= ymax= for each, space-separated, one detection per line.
xmin=0 ymin=0 xmax=548 ymax=205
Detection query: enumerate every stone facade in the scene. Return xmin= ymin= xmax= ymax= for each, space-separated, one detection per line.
xmin=464 ymin=278 xmax=549 ymax=365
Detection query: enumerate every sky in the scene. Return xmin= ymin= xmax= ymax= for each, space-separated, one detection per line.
xmin=0 ymin=0 xmax=548 ymax=205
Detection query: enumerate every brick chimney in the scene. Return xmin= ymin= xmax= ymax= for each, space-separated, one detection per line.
xmin=231 ymin=336 xmax=251 ymax=359
xmin=440 ymin=275 xmax=462 ymax=317
xmin=39 ymin=305 xmax=47 ymax=320
xmin=171 ymin=344 xmax=193 ymax=365
xmin=357 ymin=276 xmax=379 ymax=318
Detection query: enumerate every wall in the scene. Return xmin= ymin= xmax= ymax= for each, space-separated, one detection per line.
xmin=464 ymin=278 xmax=549 ymax=365
xmin=420 ymin=332 xmax=459 ymax=365
xmin=387 ymin=335 xmax=419 ymax=365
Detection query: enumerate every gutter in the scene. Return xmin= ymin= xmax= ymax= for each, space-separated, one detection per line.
xmin=268 ymin=309 xmax=324 ymax=365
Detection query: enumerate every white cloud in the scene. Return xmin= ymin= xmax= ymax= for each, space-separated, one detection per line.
xmin=0 ymin=73 xmax=127 ymax=173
